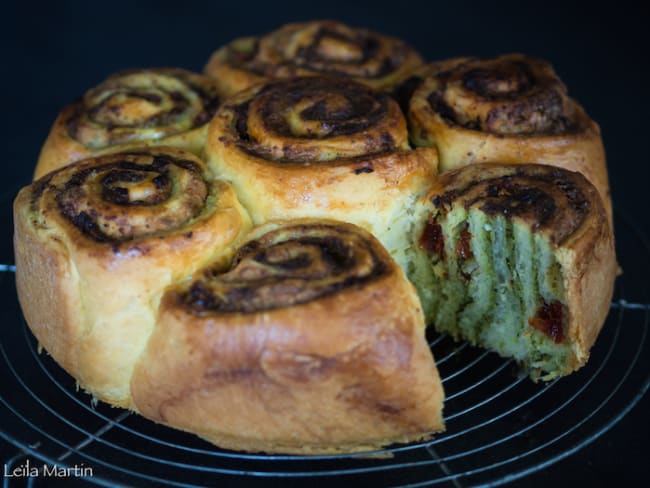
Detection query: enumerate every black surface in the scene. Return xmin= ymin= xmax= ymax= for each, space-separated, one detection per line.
xmin=2 ymin=1 xmax=649 ymax=486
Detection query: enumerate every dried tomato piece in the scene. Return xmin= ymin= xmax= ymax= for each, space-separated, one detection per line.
xmin=528 ymin=300 xmax=566 ymax=343
xmin=456 ymin=227 xmax=473 ymax=260
xmin=419 ymin=215 xmax=444 ymax=259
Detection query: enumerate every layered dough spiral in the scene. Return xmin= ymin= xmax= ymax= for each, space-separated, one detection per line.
xmin=204 ymin=20 xmax=423 ymax=97
xmin=14 ymin=147 xmax=251 ymax=406
xmin=35 ymin=68 xmax=221 ymax=179
xmin=409 ymin=163 xmax=617 ymax=379
xmin=408 ymin=54 xmax=611 ymax=223
xmin=131 ymin=220 xmax=445 ymax=454
xmin=205 ymin=76 xmax=438 ymax=269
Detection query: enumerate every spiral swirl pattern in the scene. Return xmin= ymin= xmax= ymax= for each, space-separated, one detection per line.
xmin=229 ymin=77 xmax=407 ymax=161
xmin=35 ymin=69 xmax=222 ymax=179
xmin=204 ymin=20 xmax=423 ymax=96
xmin=33 ymin=151 xmax=211 ymax=244
xmin=178 ymin=223 xmax=387 ymax=314
xmin=418 ymin=55 xmax=579 ymax=136
xmin=15 ymin=147 xmax=251 ymax=406
xmin=429 ymin=163 xmax=592 ymax=245
xmin=206 ymin=76 xmax=437 ymax=274
xmin=407 ymin=54 xmax=610 ymax=225
xmin=66 ymin=69 xmax=220 ymax=149
xmin=262 ymin=21 xmax=420 ymax=80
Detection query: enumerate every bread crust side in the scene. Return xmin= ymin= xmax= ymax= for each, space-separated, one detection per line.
xmin=14 ymin=190 xmax=82 ymax=379
xmin=15 ymin=149 xmax=252 ymax=406
xmin=131 ymin=220 xmax=445 ymax=453
xmin=557 ymin=181 xmax=617 ymax=370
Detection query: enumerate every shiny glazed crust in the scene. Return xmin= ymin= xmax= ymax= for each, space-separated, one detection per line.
xmin=204 ymin=20 xmax=424 ymax=97
xmin=14 ymin=147 xmax=251 ymax=406
xmin=34 ymin=69 xmax=221 ymax=179
xmin=422 ymin=163 xmax=617 ymax=375
xmin=130 ymin=220 xmax=445 ymax=453
xmin=408 ymin=55 xmax=612 ymax=224
xmin=205 ymin=76 xmax=438 ymax=269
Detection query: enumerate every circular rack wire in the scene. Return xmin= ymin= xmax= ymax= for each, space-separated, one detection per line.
xmin=1 ymin=182 xmax=649 ymax=488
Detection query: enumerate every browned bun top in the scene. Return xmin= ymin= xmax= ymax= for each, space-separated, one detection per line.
xmin=391 ymin=59 xmax=468 ymax=113
xmin=28 ymin=148 xmax=219 ymax=249
xmin=65 ymin=68 xmax=220 ymax=149
xmin=417 ymin=54 xmax=588 ymax=136
xmin=250 ymin=20 xmax=421 ymax=79
xmin=427 ymin=163 xmax=605 ymax=245
xmin=221 ymin=76 xmax=409 ymax=162
xmin=207 ymin=20 xmax=423 ymax=93
xmin=173 ymin=221 xmax=390 ymax=315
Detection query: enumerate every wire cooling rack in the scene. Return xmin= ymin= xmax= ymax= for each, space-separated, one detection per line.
xmin=1 ymin=183 xmax=649 ymax=487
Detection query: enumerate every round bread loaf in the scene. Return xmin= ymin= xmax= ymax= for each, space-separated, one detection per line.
xmin=204 ymin=20 xmax=424 ymax=97
xmin=14 ymin=147 xmax=251 ymax=406
xmin=130 ymin=219 xmax=445 ymax=454
xmin=407 ymin=55 xmax=612 ymax=224
xmin=34 ymin=68 xmax=221 ymax=179
xmin=205 ymin=76 xmax=438 ymax=271
xmin=14 ymin=19 xmax=619 ymax=455
xmin=408 ymin=163 xmax=617 ymax=380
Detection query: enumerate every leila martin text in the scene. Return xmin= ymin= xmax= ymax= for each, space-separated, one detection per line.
xmin=4 ymin=459 xmax=93 ymax=478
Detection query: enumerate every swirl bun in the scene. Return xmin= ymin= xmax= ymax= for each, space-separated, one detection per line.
xmin=204 ymin=20 xmax=423 ymax=97
xmin=408 ymin=55 xmax=611 ymax=223
xmin=131 ymin=220 xmax=445 ymax=454
xmin=205 ymin=76 xmax=438 ymax=270
xmin=35 ymin=68 xmax=221 ymax=178
xmin=409 ymin=163 xmax=616 ymax=379
xmin=14 ymin=147 xmax=251 ymax=405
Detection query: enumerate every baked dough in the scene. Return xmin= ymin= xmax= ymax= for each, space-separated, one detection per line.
xmin=407 ymin=54 xmax=612 ymax=224
xmin=409 ymin=163 xmax=617 ymax=379
xmin=14 ymin=147 xmax=251 ymax=406
xmin=204 ymin=20 xmax=423 ymax=97
xmin=130 ymin=219 xmax=445 ymax=453
xmin=34 ymin=68 xmax=221 ymax=179
xmin=204 ymin=76 xmax=438 ymax=271
xmin=14 ymin=20 xmax=618 ymax=454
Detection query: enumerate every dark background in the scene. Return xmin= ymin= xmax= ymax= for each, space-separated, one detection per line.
xmin=2 ymin=0 xmax=648 ymax=486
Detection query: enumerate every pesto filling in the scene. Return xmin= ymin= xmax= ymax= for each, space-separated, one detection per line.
xmin=410 ymin=206 xmax=572 ymax=379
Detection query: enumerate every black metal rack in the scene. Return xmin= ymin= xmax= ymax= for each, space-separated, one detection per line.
xmin=1 ymin=189 xmax=648 ymax=486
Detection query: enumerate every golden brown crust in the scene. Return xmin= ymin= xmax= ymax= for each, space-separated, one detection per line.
xmin=557 ymin=197 xmax=618 ymax=368
xmin=34 ymin=69 xmax=221 ymax=179
xmin=423 ymin=163 xmax=617 ymax=375
xmin=14 ymin=147 xmax=251 ymax=406
xmin=408 ymin=55 xmax=612 ymax=224
xmin=204 ymin=20 xmax=424 ymax=97
xmin=392 ymin=57 xmax=471 ymax=113
xmin=130 ymin=220 xmax=445 ymax=453
xmin=205 ymin=76 xmax=438 ymax=269
xmin=14 ymin=216 xmax=80 ymax=377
